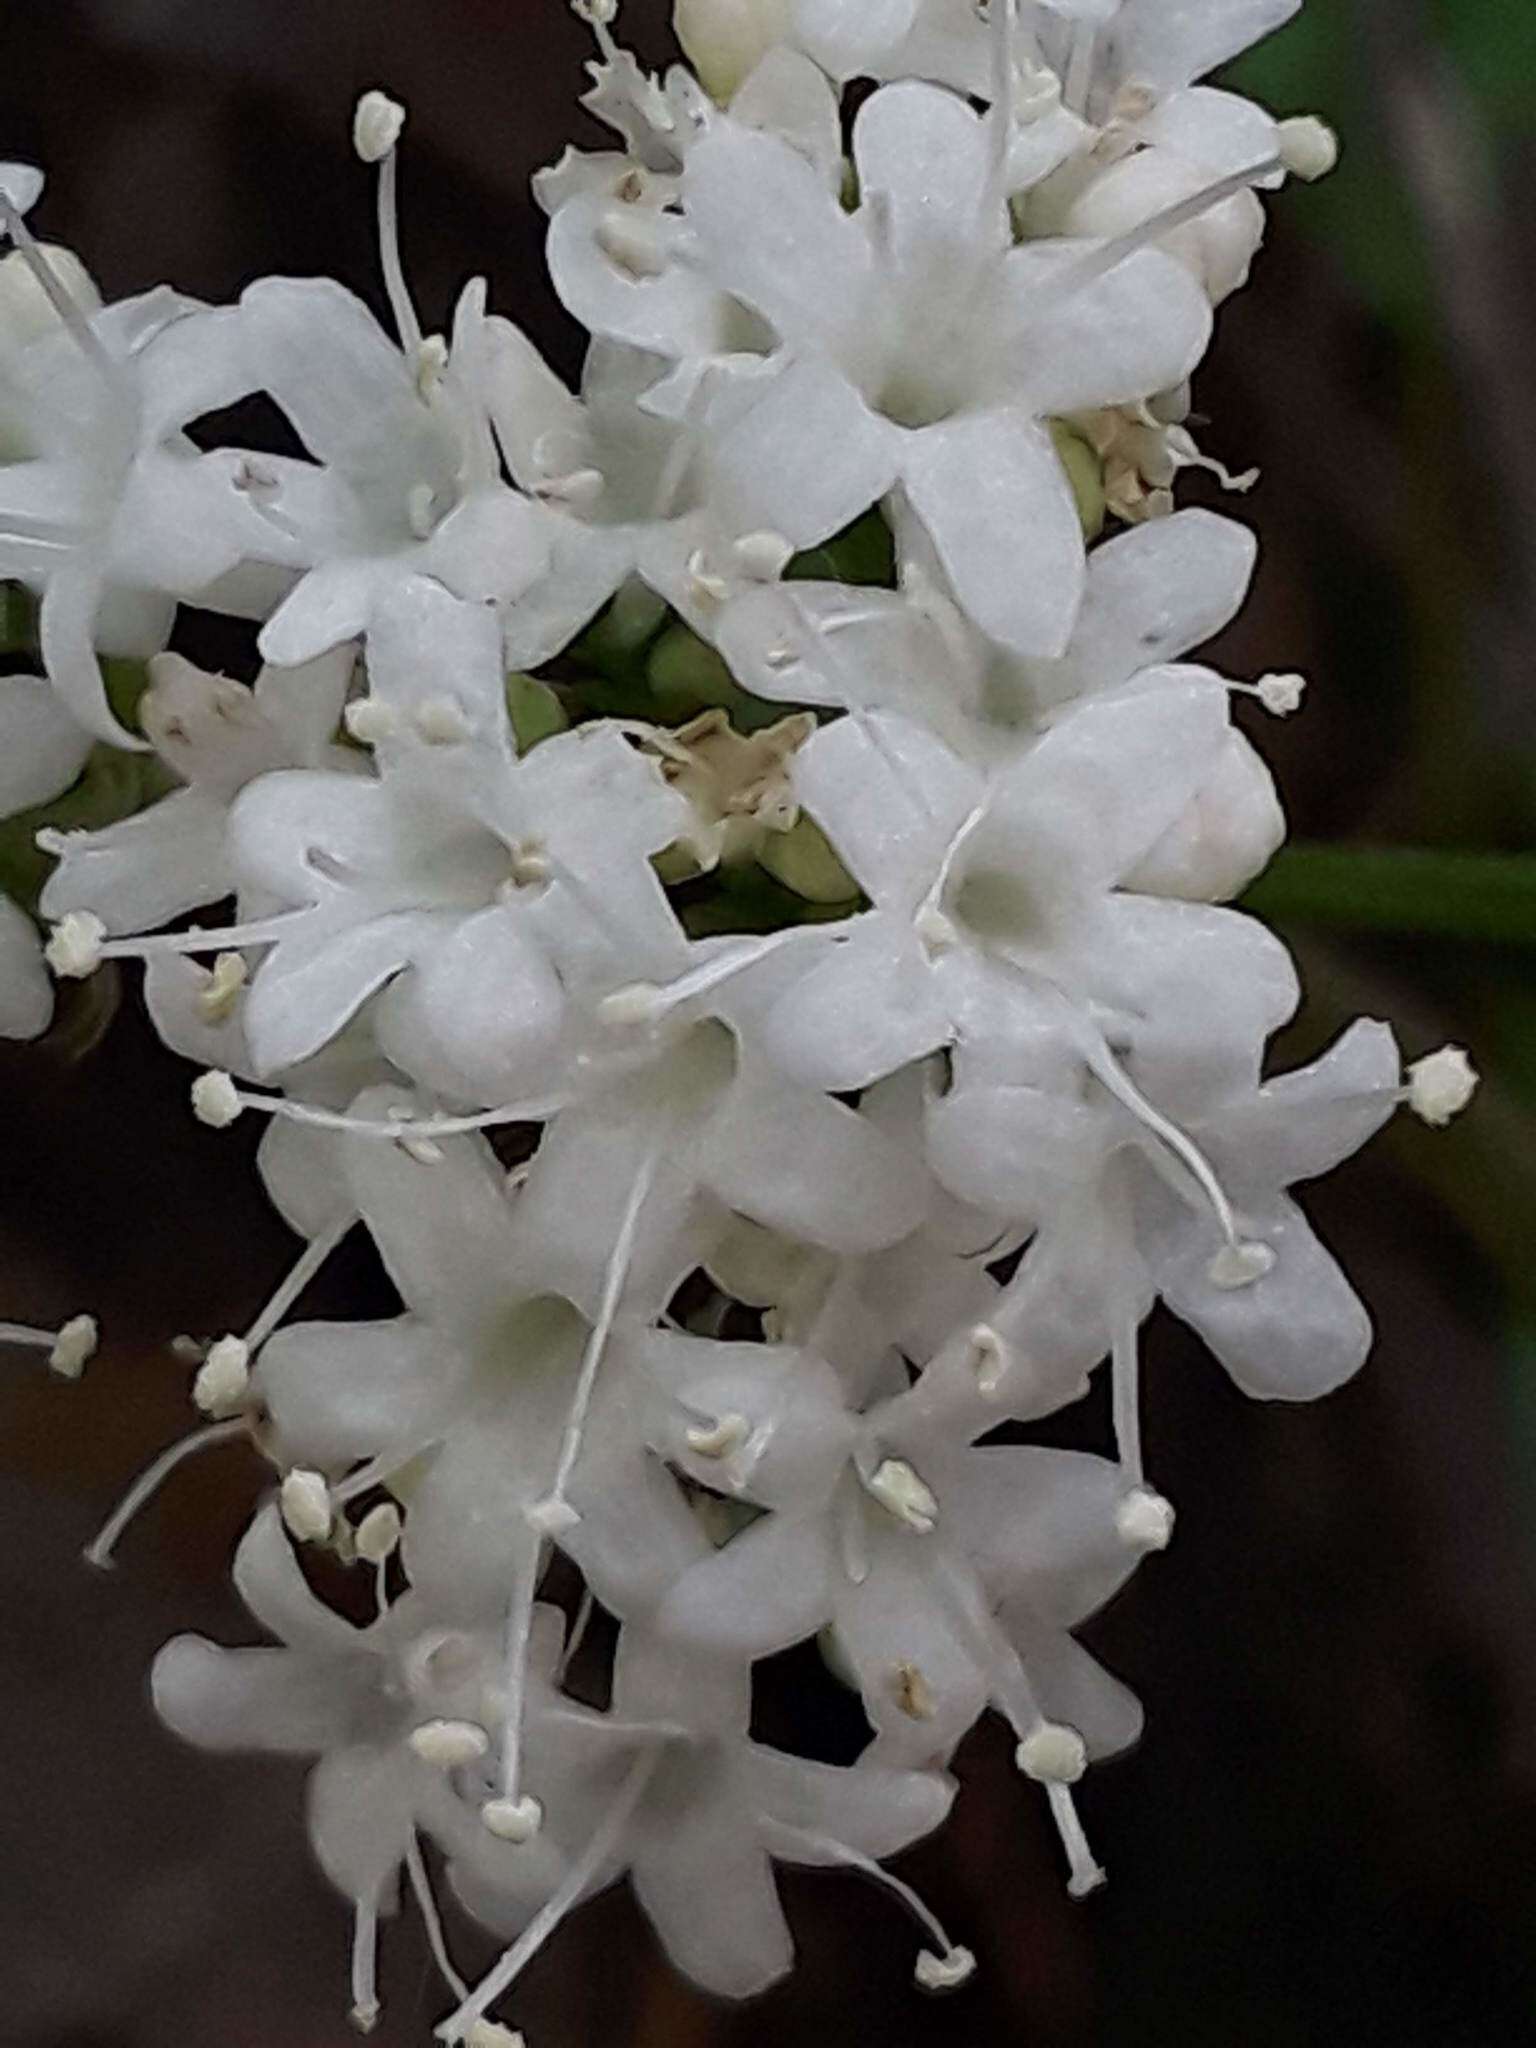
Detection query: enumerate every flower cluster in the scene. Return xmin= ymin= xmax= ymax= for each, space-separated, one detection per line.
xmin=0 ymin=2 xmax=1479 ymax=2039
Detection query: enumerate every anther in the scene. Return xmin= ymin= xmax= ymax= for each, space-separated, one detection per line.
xmin=407 ymin=483 xmax=440 ymax=540
xmin=1408 ymin=1044 xmax=1478 ymax=1126
xmin=1256 ymin=671 xmax=1306 ymax=716
xmin=1016 ymin=1721 xmax=1087 ymax=1785
xmin=414 ymin=695 xmax=472 ymax=745
xmin=915 ymin=1946 xmax=977 ymax=1992
xmin=1116 ymin=1486 xmax=1175 ymax=1552
xmin=524 ymin=1496 xmax=581 ymax=1536
xmin=732 ymin=530 xmax=793 ymax=583
xmin=354 ymin=90 xmax=406 ymax=165
xmin=598 ymin=981 xmax=667 ymax=1029
xmin=967 ymin=1323 xmax=1008 ymax=1397
xmin=1206 ymin=1239 xmax=1276 ymax=1290
xmin=193 ymin=1334 xmax=251 ymax=1417
xmin=48 ymin=1313 xmax=98 ymax=1380
xmin=280 ymin=1468 xmax=334 ymax=1545
xmin=864 ymin=1458 xmax=939 ymax=1534
xmin=344 ymin=698 xmax=400 ymax=745
xmin=197 ymin=952 xmax=248 ymax=1023
xmin=891 ymin=1661 xmax=936 ymax=1721
xmin=191 ymin=1069 xmax=243 ymax=1128
xmin=45 ymin=910 xmax=105 ymax=979
xmin=409 ymin=1720 xmax=492 ymax=1769
xmin=532 ymin=467 xmax=605 ymax=511
xmin=684 ymin=1412 xmax=750 ymax=1459
xmin=481 ymin=1794 xmax=544 ymax=1843
xmin=915 ymin=906 xmax=959 ymax=956
xmin=356 ymin=1501 xmax=403 ymax=1563
xmin=415 ymin=334 xmax=449 ymax=399
xmin=466 ymin=2026 xmax=526 ymax=2048
xmin=1277 ymin=115 xmax=1339 ymax=182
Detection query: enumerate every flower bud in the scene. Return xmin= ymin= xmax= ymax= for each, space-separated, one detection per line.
xmin=673 ymin=0 xmax=792 ymax=101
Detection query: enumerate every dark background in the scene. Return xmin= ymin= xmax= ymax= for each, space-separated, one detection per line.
xmin=3 ymin=3 xmax=1535 ymax=2044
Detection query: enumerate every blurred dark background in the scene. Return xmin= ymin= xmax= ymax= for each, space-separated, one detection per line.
xmin=3 ymin=2 xmax=1535 ymax=2044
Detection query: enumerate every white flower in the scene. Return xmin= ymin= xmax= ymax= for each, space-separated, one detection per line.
xmin=0 ymin=672 xmax=93 ymax=1037
xmin=226 ymin=278 xmax=552 ymax=669
xmin=0 ymin=289 xmax=256 ymax=742
xmin=40 ymin=645 xmax=354 ymax=935
xmin=222 ymin=581 xmax=686 ymax=1091
xmin=662 ymin=80 xmax=1211 ymax=653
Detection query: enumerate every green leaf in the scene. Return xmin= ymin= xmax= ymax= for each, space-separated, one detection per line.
xmin=1243 ymin=845 xmax=1536 ymax=946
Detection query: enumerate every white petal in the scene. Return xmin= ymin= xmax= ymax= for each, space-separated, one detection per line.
xmin=306 ymin=1743 xmax=416 ymax=1906
xmin=792 ymin=0 xmax=919 ymax=78
xmin=39 ymin=566 xmax=150 ymax=749
xmin=852 ymin=80 xmax=1000 ymax=273
xmin=1112 ymin=0 xmax=1301 ymax=92
xmin=255 ymin=1317 xmax=447 ymax=1470
xmin=0 ymin=162 xmax=44 ymax=217
xmin=1002 ymin=241 xmax=1213 ymax=417
xmin=760 ymin=926 xmax=950 ymax=1092
xmin=233 ymin=1503 xmax=360 ymax=1653
xmin=40 ymin=788 xmax=231 ymax=934
xmin=0 ymin=894 xmax=51 ymax=1039
xmin=152 ymin=1638 xmax=363 ymax=1755
xmin=547 ymin=191 xmax=730 ymax=359
xmin=1061 ymin=508 xmax=1256 ymax=698
xmin=709 ymin=355 xmax=897 ymax=546
xmin=633 ymin=1829 xmax=794 ymax=2000
xmin=792 ymin=712 xmax=984 ymax=905
xmin=899 ymin=413 xmax=1085 ymax=656
xmin=258 ymin=559 xmax=378 ymax=668
xmin=242 ymin=911 xmax=436 ymax=1075
xmin=683 ymin=120 xmax=872 ymax=362
xmin=729 ymin=46 xmax=844 ymax=190
xmin=0 ymin=674 xmax=91 ymax=812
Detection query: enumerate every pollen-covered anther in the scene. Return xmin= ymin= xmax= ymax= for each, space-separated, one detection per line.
xmin=914 ymin=1946 xmax=977 ymax=1993
xmin=1116 ymin=1486 xmax=1176 ymax=1553
xmin=409 ymin=1718 xmax=492 ymax=1768
xmin=684 ymin=1411 xmax=751 ymax=1459
xmin=1257 ymin=671 xmax=1307 ymax=716
xmin=414 ymin=695 xmax=471 ymax=745
xmin=1016 ymin=1721 xmax=1088 ymax=1786
xmin=353 ymin=89 xmax=406 ymax=165
xmin=280 ymin=1468 xmax=334 ymax=1545
xmin=890 ymin=1660 xmax=936 ymax=1722
xmin=355 ymin=1501 xmax=403 ymax=1563
xmin=193 ymin=1334 xmax=251 ymax=1417
xmin=343 ymin=696 xmax=399 ymax=745
xmin=191 ymin=1069 xmax=243 ymax=1128
xmin=44 ymin=910 xmax=105 ymax=979
xmin=1206 ymin=1238 xmax=1276 ymax=1290
xmin=48 ymin=1313 xmax=98 ymax=1380
xmin=1277 ymin=115 xmax=1340 ymax=182
xmin=1408 ymin=1044 xmax=1478 ymax=1127
xmin=197 ymin=951 xmax=248 ymax=1023
xmin=732 ymin=530 xmax=793 ymax=583
xmin=504 ymin=842 xmax=551 ymax=890
xmin=967 ymin=1323 xmax=1008 ymax=1397
xmin=864 ymin=1457 xmax=939 ymax=1534
xmin=481 ymin=1793 xmax=545 ymax=1843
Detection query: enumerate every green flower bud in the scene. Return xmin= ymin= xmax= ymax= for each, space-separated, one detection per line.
xmin=758 ymin=815 xmax=858 ymax=905
xmin=1049 ymin=420 xmax=1107 ymax=541
xmin=506 ymin=671 xmax=569 ymax=754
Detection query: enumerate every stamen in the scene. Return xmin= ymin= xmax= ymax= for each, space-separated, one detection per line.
xmin=193 ymin=1081 xmax=565 ymax=1142
xmin=481 ymin=1795 xmax=545 ymax=1843
xmin=1016 ymin=1722 xmax=1106 ymax=1898
xmin=244 ymin=1214 xmax=355 ymax=1353
xmin=967 ymin=1323 xmax=1008 ymax=1398
xmin=55 ymin=908 xmax=308 ymax=980
xmin=598 ymin=923 xmax=820 ymax=1029
xmin=1228 ymin=671 xmax=1305 ymax=716
xmin=356 ymin=1501 xmax=402 ymax=1563
xmin=1 ymin=1313 xmax=98 ymax=1378
xmin=1277 ymin=116 xmax=1339 ymax=183
xmin=766 ymin=1823 xmax=975 ymax=1994
xmin=198 ymin=951 xmax=248 ymax=1022
xmin=557 ymin=1587 xmax=596 ymax=1685
xmin=83 ymin=1417 xmax=247 ymax=1569
xmin=406 ymin=1831 xmax=469 ymax=2003
xmin=1110 ymin=1316 xmax=1142 ymax=1484
xmin=1033 ymin=156 xmax=1283 ymax=317
xmin=1071 ymin=1024 xmax=1272 ymax=1287
xmin=366 ymin=95 xmax=424 ymax=358
xmin=350 ymin=1898 xmax=381 ymax=2034
xmin=0 ymin=188 xmax=122 ymax=388
xmin=344 ymin=698 xmax=400 ymax=745
xmin=488 ymin=1538 xmax=546 ymax=1821
xmin=683 ymin=1411 xmax=750 ymax=1459
xmin=1046 ymin=1781 xmax=1106 ymax=1899
xmin=438 ymin=1749 xmax=658 ymax=2042
xmin=526 ymin=1145 xmax=658 ymax=1531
